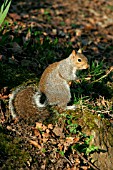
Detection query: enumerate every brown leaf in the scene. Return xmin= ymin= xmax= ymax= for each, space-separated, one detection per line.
xmin=75 ymin=29 xmax=82 ymax=37
xmin=33 ymin=129 xmax=41 ymax=138
xmin=9 ymin=13 xmax=21 ymax=20
xmin=48 ymin=124 xmax=53 ymax=129
xmin=42 ymin=132 xmax=49 ymax=142
xmin=53 ymin=126 xmax=65 ymax=138
xmin=42 ymin=132 xmax=49 ymax=138
xmin=101 ymin=97 xmax=106 ymax=107
xmin=65 ymin=137 xmax=75 ymax=144
xmin=29 ymin=140 xmax=41 ymax=149
xmin=0 ymin=95 xmax=9 ymax=99
xmin=58 ymin=143 xmax=64 ymax=152
xmin=36 ymin=122 xmax=47 ymax=131
xmin=25 ymin=30 xmax=31 ymax=41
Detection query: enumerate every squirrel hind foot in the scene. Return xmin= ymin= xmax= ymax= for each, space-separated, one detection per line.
xmin=57 ymin=104 xmax=76 ymax=111
xmin=66 ymin=105 xmax=76 ymax=110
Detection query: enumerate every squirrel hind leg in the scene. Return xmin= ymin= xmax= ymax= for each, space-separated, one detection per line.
xmin=47 ymin=92 xmax=71 ymax=108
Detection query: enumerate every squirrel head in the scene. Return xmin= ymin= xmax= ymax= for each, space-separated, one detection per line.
xmin=69 ymin=50 xmax=89 ymax=70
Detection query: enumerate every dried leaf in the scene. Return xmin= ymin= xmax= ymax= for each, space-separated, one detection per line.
xmin=101 ymin=97 xmax=106 ymax=107
xmin=9 ymin=13 xmax=21 ymax=20
xmin=36 ymin=122 xmax=47 ymax=131
xmin=53 ymin=126 xmax=65 ymax=138
xmin=29 ymin=140 xmax=41 ymax=149
xmin=48 ymin=124 xmax=53 ymax=129
xmin=33 ymin=128 xmax=41 ymax=138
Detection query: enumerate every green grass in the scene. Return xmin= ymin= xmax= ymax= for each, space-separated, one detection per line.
xmin=72 ymin=67 xmax=113 ymax=118
xmin=0 ymin=0 xmax=12 ymax=25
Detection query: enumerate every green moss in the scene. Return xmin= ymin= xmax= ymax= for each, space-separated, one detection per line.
xmin=0 ymin=126 xmax=31 ymax=169
xmin=107 ymin=127 xmax=113 ymax=147
xmin=81 ymin=111 xmax=99 ymax=130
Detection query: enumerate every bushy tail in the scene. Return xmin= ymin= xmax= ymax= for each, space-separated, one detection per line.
xmin=9 ymin=87 xmax=46 ymax=118
xmin=33 ymin=91 xmax=47 ymax=108
xmin=9 ymin=86 xmax=24 ymax=118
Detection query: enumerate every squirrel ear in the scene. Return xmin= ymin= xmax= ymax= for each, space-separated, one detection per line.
xmin=69 ymin=50 xmax=77 ymax=59
xmin=78 ymin=49 xmax=82 ymax=53
xmin=71 ymin=50 xmax=77 ymax=56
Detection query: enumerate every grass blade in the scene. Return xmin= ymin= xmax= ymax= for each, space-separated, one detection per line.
xmin=0 ymin=0 xmax=12 ymax=25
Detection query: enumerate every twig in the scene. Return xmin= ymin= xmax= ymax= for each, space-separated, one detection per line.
xmin=63 ymin=156 xmax=73 ymax=167
xmin=91 ymin=66 xmax=113 ymax=83
xmin=76 ymin=151 xmax=100 ymax=170
xmin=96 ymin=110 xmax=111 ymax=114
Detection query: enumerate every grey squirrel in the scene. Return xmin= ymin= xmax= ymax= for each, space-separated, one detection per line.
xmin=9 ymin=50 xmax=89 ymax=118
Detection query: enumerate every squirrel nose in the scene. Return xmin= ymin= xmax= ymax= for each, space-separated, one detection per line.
xmin=84 ymin=64 xmax=89 ymax=69
xmin=87 ymin=64 xmax=90 ymax=68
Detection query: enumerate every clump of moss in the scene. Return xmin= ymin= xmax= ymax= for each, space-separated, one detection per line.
xmin=0 ymin=126 xmax=31 ymax=170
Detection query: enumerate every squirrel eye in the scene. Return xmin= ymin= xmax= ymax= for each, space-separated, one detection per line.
xmin=78 ymin=58 xmax=82 ymax=62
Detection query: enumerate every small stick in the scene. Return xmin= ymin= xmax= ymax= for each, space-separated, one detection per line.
xmin=76 ymin=151 xmax=100 ymax=170
xmin=63 ymin=155 xmax=73 ymax=167
xmin=92 ymin=66 xmax=113 ymax=83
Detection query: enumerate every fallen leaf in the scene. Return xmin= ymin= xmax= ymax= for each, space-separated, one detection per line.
xmin=101 ymin=97 xmax=106 ymax=107
xmin=36 ymin=122 xmax=47 ymax=131
xmin=9 ymin=13 xmax=21 ymax=20
xmin=33 ymin=128 xmax=41 ymax=138
xmin=48 ymin=124 xmax=53 ymax=129
xmin=29 ymin=140 xmax=41 ymax=149
xmin=53 ymin=126 xmax=65 ymax=138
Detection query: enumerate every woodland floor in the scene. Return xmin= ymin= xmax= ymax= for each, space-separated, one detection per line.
xmin=0 ymin=0 xmax=113 ymax=170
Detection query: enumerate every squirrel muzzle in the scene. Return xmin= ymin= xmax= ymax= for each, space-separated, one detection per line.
xmin=83 ymin=63 xmax=89 ymax=69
